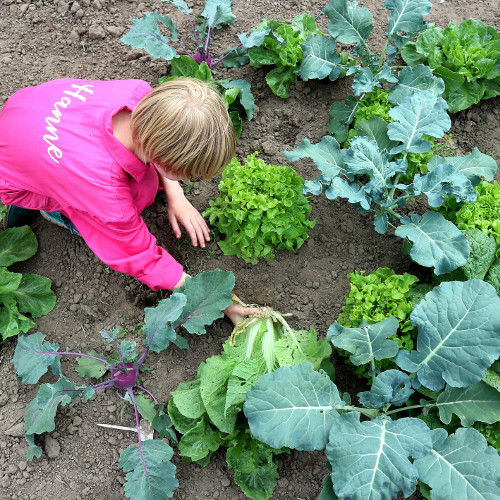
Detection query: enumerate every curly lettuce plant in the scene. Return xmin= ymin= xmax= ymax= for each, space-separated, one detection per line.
xmin=0 ymin=225 xmax=56 ymax=341
xmin=438 ymin=180 xmax=500 ymax=251
xmin=12 ymin=270 xmax=236 ymax=500
xmin=401 ymin=19 xmax=500 ymax=113
xmin=285 ymin=87 xmax=498 ymax=276
xmin=244 ymin=279 xmax=500 ymax=500
xmin=203 ymin=153 xmax=316 ymax=264
xmin=337 ymin=267 xmax=429 ymax=379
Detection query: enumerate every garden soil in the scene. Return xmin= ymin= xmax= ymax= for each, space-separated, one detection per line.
xmin=1 ymin=1 xmax=500 ymax=499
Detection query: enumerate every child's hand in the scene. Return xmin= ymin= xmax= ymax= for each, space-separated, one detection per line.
xmin=167 ymin=195 xmax=210 ymax=248
xmin=224 ymin=303 xmax=260 ymax=325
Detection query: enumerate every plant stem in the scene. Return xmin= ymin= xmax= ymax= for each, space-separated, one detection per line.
xmin=385 ymin=404 xmax=430 ymax=416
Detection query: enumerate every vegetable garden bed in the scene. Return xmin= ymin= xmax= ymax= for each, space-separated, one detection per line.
xmin=1 ymin=1 xmax=500 ymax=499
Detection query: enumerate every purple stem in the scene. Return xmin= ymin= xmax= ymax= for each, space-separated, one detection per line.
xmin=186 ymin=10 xmax=200 ymax=46
xmin=23 ymin=348 xmax=112 ymax=367
xmin=91 ymin=380 xmax=118 ymax=392
xmin=136 ymin=385 xmax=157 ymax=402
xmin=213 ymin=43 xmax=243 ymax=66
xmin=127 ymin=388 xmax=151 ymax=489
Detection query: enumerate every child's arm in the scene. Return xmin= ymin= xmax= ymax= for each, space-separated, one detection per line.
xmin=159 ymin=175 xmax=210 ymax=248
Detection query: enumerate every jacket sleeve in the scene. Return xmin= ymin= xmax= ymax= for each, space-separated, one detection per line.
xmin=63 ymin=206 xmax=184 ymax=291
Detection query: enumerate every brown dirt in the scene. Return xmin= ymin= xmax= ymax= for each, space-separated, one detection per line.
xmin=1 ymin=1 xmax=500 ymax=499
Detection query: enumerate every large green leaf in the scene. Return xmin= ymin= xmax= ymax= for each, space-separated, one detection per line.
xmin=427 ymin=147 xmax=498 ymax=184
xmin=396 ymin=280 xmax=500 ymax=391
xmin=14 ymin=273 xmax=56 ymax=318
xmin=0 ymin=296 xmax=34 ymax=340
xmin=394 ymin=212 xmax=469 ymax=274
xmin=142 ymin=293 xmax=186 ymax=352
xmin=121 ymin=13 xmax=178 ymax=60
xmin=385 ymin=0 xmax=431 ymax=39
xmin=299 ymin=34 xmax=343 ymax=82
xmin=327 ymin=317 xmax=400 ymax=366
xmin=244 ymin=363 xmax=343 ymax=451
xmin=177 ymin=270 xmax=234 ymax=334
xmin=327 ymin=413 xmax=432 ymax=500
xmin=388 ymin=91 xmax=451 ymax=154
xmin=412 ymin=163 xmax=476 ymax=208
xmin=12 ymin=332 xmax=61 ymax=384
xmin=178 ymin=417 xmax=223 ymax=461
xmin=0 ymin=226 xmax=38 ymax=266
xmin=324 ymin=0 xmax=373 ymax=45
xmin=218 ymin=79 xmax=254 ymax=120
xmin=201 ymin=0 xmax=235 ymax=27
xmin=285 ymin=135 xmax=346 ymax=181
xmin=389 ymin=64 xmax=444 ymax=105
xmin=119 ymin=439 xmax=178 ymax=500
xmin=414 ymin=428 xmax=500 ymax=500
xmin=358 ymin=370 xmax=414 ymax=409
xmin=171 ymin=378 xmax=205 ymax=420
xmin=436 ymin=381 xmax=500 ymax=427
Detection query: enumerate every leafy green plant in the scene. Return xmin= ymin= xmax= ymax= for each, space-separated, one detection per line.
xmin=244 ymin=279 xmax=500 ymax=500
xmin=238 ymin=13 xmax=323 ymax=98
xmin=294 ymin=0 xmax=448 ymax=143
xmin=11 ymin=270 xmax=236 ymax=500
xmin=285 ymin=88 xmax=498 ymax=276
xmin=438 ymin=180 xmax=500 ymax=251
xmin=401 ymin=19 xmax=500 ymax=113
xmin=0 ymin=226 xmax=56 ymax=341
xmin=337 ymin=267 xmax=429 ymax=379
xmin=344 ymin=87 xmax=454 ymax=181
xmin=168 ymin=306 xmax=333 ymax=499
xmin=122 ymin=0 xmax=247 ymax=69
xmin=203 ymin=152 xmax=316 ymax=264
xmin=159 ymin=55 xmax=254 ymax=139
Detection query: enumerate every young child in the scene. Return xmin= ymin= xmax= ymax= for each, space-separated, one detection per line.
xmin=0 ymin=77 xmax=258 ymax=324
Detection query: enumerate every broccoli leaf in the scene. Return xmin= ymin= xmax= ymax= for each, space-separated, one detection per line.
xmin=324 ymin=0 xmax=373 ymax=45
xmin=201 ymin=0 xmax=235 ymax=28
xmin=396 ymin=280 xmax=500 ymax=391
xmin=119 ymin=440 xmax=178 ymax=500
xmin=388 ymin=91 xmax=451 ymax=154
xmin=414 ymin=428 xmax=500 ymax=500
xmin=12 ymin=332 xmax=61 ymax=384
xmin=385 ymin=0 xmax=431 ymax=39
xmin=121 ymin=13 xmax=178 ymax=60
xmin=435 ymin=382 xmax=500 ymax=427
xmin=327 ymin=412 xmax=432 ymax=500
xmin=299 ymin=34 xmax=343 ymax=81
xmin=244 ymin=363 xmax=344 ymax=451
xmin=389 ymin=64 xmax=444 ymax=104
xmin=394 ymin=212 xmax=469 ymax=275
xmin=142 ymin=293 xmax=186 ymax=352
xmin=358 ymin=370 xmax=414 ymax=409
xmin=177 ymin=270 xmax=234 ymax=334
xmin=327 ymin=317 xmax=400 ymax=366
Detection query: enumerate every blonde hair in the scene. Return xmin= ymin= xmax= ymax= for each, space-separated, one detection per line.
xmin=131 ymin=78 xmax=236 ymax=180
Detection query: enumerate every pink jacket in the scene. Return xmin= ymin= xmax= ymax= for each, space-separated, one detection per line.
xmin=0 ymin=79 xmax=184 ymax=290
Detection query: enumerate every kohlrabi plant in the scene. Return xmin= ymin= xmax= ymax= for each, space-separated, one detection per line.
xmin=12 ymin=270 xmax=237 ymax=500
xmin=168 ymin=303 xmax=333 ymax=500
xmin=244 ymin=279 xmax=500 ymax=500
xmin=285 ymin=89 xmax=499 ymax=276
xmin=293 ymin=0 xmax=448 ymax=143
xmin=122 ymin=0 xmax=247 ymax=69
xmin=0 ymin=225 xmax=56 ymax=341
xmin=203 ymin=152 xmax=316 ymax=264
xmin=401 ymin=19 xmax=500 ymax=113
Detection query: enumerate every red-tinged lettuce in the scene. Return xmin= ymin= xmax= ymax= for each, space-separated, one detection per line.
xmin=203 ymin=153 xmax=316 ymax=264
xmin=401 ymin=19 xmax=500 ymax=113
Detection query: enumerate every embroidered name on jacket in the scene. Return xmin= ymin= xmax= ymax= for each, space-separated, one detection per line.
xmin=43 ymin=83 xmax=94 ymax=164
